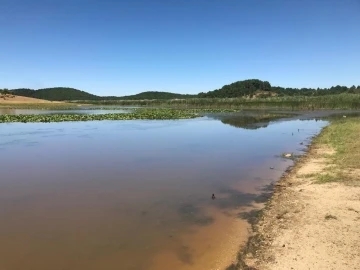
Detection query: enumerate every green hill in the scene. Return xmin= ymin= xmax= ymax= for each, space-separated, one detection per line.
xmin=10 ymin=88 xmax=193 ymax=101
xmin=8 ymin=80 xmax=360 ymax=101
xmin=11 ymin=87 xmax=100 ymax=101
xmin=199 ymin=79 xmax=272 ymax=98
xmin=115 ymin=91 xmax=196 ymax=100
xmin=199 ymin=79 xmax=360 ymax=98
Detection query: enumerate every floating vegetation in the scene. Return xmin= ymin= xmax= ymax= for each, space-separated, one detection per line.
xmin=0 ymin=108 xmax=295 ymax=125
xmin=0 ymin=109 xmax=203 ymax=123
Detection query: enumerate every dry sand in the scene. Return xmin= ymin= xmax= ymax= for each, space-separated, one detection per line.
xmin=0 ymin=94 xmax=61 ymax=104
xmin=244 ymin=145 xmax=360 ymax=270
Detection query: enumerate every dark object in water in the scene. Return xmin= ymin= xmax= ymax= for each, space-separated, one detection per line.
xmin=298 ymin=129 xmax=300 ymax=132
xmin=211 ymin=194 xmax=216 ymax=200
xmin=270 ymin=166 xmax=274 ymax=170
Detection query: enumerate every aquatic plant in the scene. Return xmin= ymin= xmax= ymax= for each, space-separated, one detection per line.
xmin=0 ymin=109 xmax=203 ymax=123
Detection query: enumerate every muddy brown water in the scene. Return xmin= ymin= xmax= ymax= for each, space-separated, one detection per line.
xmin=0 ymin=114 xmax=328 ymax=270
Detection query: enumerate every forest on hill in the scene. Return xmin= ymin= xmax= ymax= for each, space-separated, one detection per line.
xmin=5 ymin=79 xmax=360 ymax=101
xmin=199 ymin=79 xmax=360 ymax=98
xmin=11 ymin=87 xmax=100 ymax=101
xmin=111 ymin=91 xmax=196 ymax=100
xmin=9 ymin=88 xmax=193 ymax=101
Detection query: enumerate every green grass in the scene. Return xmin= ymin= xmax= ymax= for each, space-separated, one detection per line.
xmin=0 ymin=103 xmax=80 ymax=110
xmin=298 ymin=172 xmax=341 ymax=184
xmin=299 ymin=173 xmax=318 ymax=178
xmin=4 ymin=93 xmax=360 ymax=110
xmin=315 ymin=118 xmax=360 ymax=170
xmin=311 ymin=117 xmax=360 ymax=184
xmin=316 ymin=173 xmax=340 ymax=183
xmin=69 ymin=93 xmax=360 ymax=110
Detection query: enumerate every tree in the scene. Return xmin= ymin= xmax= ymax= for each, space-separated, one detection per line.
xmin=348 ymin=85 xmax=356 ymax=93
xmin=2 ymin=88 xmax=10 ymax=95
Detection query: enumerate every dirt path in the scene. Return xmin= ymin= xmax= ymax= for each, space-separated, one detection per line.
xmin=242 ymin=137 xmax=360 ymax=269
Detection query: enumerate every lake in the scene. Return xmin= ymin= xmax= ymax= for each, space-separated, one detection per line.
xmin=0 ymin=113 xmax=327 ymax=270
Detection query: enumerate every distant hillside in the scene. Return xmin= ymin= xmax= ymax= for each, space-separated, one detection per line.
xmin=10 ymin=88 xmax=194 ymax=101
xmin=11 ymin=87 xmax=99 ymax=101
xmin=7 ymin=79 xmax=360 ymax=102
xmin=199 ymin=79 xmax=360 ymax=98
xmin=199 ymin=79 xmax=272 ymax=98
xmin=115 ymin=91 xmax=196 ymax=100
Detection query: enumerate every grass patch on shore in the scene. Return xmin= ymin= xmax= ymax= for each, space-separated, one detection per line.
xmin=0 ymin=103 xmax=80 ymax=110
xmin=314 ymin=117 xmax=360 ymax=184
xmin=315 ymin=118 xmax=360 ymax=168
xmin=70 ymin=93 xmax=360 ymax=110
xmin=316 ymin=173 xmax=339 ymax=183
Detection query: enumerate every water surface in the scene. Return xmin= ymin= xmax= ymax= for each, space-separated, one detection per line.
xmin=0 ymin=116 xmax=327 ymax=270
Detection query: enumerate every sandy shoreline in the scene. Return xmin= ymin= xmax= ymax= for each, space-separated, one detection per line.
xmin=233 ymin=120 xmax=360 ymax=270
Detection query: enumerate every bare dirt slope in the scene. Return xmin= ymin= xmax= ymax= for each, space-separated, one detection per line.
xmin=0 ymin=94 xmax=61 ymax=104
xmin=245 ymin=144 xmax=360 ymax=270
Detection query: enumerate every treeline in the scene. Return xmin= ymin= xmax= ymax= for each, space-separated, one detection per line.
xmin=0 ymin=88 xmax=11 ymax=95
xmin=73 ymin=94 xmax=360 ymax=110
xmin=199 ymin=79 xmax=272 ymax=98
xmin=199 ymin=79 xmax=360 ymax=98
xmin=111 ymin=91 xmax=196 ymax=100
xmin=272 ymin=85 xmax=360 ymax=96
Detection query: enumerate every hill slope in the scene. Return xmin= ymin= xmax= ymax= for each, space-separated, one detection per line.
xmin=0 ymin=93 xmax=61 ymax=104
xmin=115 ymin=91 xmax=196 ymax=100
xmin=199 ymin=79 xmax=360 ymax=98
xmin=11 ymin=87 xmax=99 ymax=101
xmin=7 ymin=80 xmax=360 ymax=101
xmin=10 ymin=88 xmax=193 ymax=101
xmin=199 ymin=79 xmax=272 ymax=98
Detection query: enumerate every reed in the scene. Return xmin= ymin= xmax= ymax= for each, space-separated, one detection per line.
xmin=69 ymin=94 xmax=360 ymax=110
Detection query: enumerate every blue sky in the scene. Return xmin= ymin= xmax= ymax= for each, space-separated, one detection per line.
xmin=1 ymin=0 xmax=360 ymax=96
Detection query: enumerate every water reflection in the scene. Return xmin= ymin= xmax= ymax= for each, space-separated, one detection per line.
xmin=221 ymin=116 xmax=270 ymax=129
